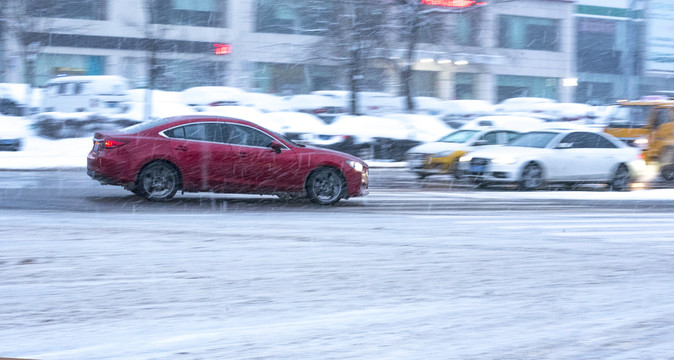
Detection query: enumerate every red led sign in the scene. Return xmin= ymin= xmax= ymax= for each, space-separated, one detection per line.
xmin=421 ymin=0 xmax=486 ymax=7
xmin=214 ymin=43 xmax=232 ymax=55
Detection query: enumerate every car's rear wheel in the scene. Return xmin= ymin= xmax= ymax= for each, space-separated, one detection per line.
xmin=609 ymin=164 xmax=631 ymax=191
xmin=306 ymin=167 xmax=346 ymax=205
xmin=659 ymin=148 xmax=674 ymax=181
xmin=519 ymin=162 xmax=544 ymax=191
xmin=136 ymin=162 xmax=180 ymax=201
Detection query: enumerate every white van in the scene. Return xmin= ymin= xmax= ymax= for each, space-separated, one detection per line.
xmin=41 ymin=75 xmax=131 ymax=114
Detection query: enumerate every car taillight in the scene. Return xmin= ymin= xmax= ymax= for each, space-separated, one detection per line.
xmin=103 ymin=140 xmax=127 ymax=149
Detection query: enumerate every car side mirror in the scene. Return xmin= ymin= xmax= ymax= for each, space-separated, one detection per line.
xmin=269 ymin=140 xmax=283 ymax=154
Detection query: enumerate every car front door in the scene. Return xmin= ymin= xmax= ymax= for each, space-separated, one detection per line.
xmin=166 ymin=122 xmax=236 ymax=191
xmin=224 ymin=123 xmax=300 ymax=192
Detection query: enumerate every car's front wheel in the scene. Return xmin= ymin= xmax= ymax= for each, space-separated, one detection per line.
xmin=306 ymin=167 xmax=346 ymax=205
xmin=609 ymin=164 xmax=631 ymax=191
xmin=519 ymin=162 xmax=544 ymax=191
xmin=136 ymin=162 xmax=180 ymax=201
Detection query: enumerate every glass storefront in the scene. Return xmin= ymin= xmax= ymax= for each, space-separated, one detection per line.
xmin=497 ymin=75 xmax=558 ymax=102
xmin=454 ymin=73 xmax=476 ymax=99
xmin=499 ymin=15 xmax=560 ymax=51
xmin=34 ymin=54 xmax=106 ymax=86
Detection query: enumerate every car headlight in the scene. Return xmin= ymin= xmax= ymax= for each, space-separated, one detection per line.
xmin=459 ymin=155 xmax=472 ymax=162
xmin=633 ymin=137 xmax=649 ymax=149
xmin=491 ymin=156 xmax=518 ymax=165
xmin=347 ymin=160 xmax=364 ymax=172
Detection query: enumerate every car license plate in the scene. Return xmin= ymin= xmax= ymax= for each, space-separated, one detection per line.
xmin=470 ymin=165 xmax=485 ymax=173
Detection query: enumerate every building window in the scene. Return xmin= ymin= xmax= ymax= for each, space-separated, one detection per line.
xmin=455 ymin=73 xmax=475 ymax=99
xmin=252 ymin=63 xmax=341 ymax=95
xmin=412 ymin=71 xmax=438 ymax=97
xmin=577 ymin=18 xmax=620 ymax=74
xmin=499 ymin=15 xmax=559 ymax=51
xmin=154 ymin=59 xmax=227 ymax=91
xmin=256 ymin=0 xmax=333 ymax=35
xmin=151 ymin=0 xmax=226 ymax=28
xmin=27 ymin=0 xmax=107 ymax=20
xmin=497 ymin=75 xmax=558 ymax=102
xmin=34 ymin=54 xmax=106 ymax=87
xmin=454 ymin=12 xmax=481 ymax=46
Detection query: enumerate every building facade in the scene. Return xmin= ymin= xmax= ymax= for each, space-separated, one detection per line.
xmin=1 ymin=0 xmax=614 ymax=104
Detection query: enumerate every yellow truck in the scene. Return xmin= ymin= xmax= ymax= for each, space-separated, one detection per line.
xmin=603 ymin=97 xmax=674 ymax=180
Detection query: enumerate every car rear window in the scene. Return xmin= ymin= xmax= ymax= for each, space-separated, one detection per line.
xmin=119 ymin=118 xmax=173 ymax=134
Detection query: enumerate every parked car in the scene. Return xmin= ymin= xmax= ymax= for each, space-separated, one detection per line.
xmin=0 ymin=136 xmax=22 ymax=151
xmin=406 ymin=128 xmax=521 ymax=179
xmin=87 ymin=115 xmax=369 ymax=204
xmin=457 ymin=129 xmax=645 ymax=190
xmin=41 ymin=75 xmax=131 ymax=114
xmin=308 ymin=115 xmax=420 ymax=161
xmin=493 ymin=97 xmax=558 ymax=113
xmin=180 ymin=86 xmax=246 ymax=111
xmin=438 ymin=100 xmax=494 ymax=128
xmin=461 ymin=115 xmax=546 ymax=132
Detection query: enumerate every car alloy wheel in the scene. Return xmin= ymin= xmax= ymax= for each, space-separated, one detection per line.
xmin=610 ymin=164 xmax=631 ymax=191
xmin=519 ymin=162 xmax=543 ymax=191
xmin=137 ymin=162 xmax=179 ymax=201
xmin=306 ymin=167 xmax=345 ymax=205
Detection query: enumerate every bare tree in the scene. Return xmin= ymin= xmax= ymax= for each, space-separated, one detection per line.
xmin=301 ymin=0 xmax=391 ymax=115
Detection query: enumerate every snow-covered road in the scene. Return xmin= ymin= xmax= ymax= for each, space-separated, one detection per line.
xmin=1 ymin=209 xmax=673 ymax=359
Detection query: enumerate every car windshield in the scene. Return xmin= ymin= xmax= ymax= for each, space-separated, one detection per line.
xmin=607 ymin=105 xmax=652 ymax=128
xmin=437 ymin=130 xmax=479 ymax=143
xmin=507 ymin=131 xmax=559 ymax=148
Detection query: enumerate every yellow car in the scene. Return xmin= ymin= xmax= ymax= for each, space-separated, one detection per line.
xmin=406 ymin=128 xmax=521 ymax=179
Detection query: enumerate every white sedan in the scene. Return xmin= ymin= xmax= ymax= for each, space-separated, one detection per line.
xmin=458 ymin=129 xmax=645 ymax=190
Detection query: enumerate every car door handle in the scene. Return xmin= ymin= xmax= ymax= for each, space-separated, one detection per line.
xmin=238 ymin=152 xmax=248 ymax=158
xmin=174 ymin=145 xmax=188 ymax=152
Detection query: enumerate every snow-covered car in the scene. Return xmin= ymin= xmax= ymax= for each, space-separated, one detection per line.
xmin=180 ymin=86 xmax=246 ymax=110
xmin=0 ymin=135 xmax=22 ymax=151
xmin=382 ymin=113 xmax=451 ymax=143
xmin=439 ymin=100 xmax=494 ymax=129
xmin=458 ymin=129 xmax=645 ymax=190
xmin=263 ymin=112 xmax=328 ymax=145
xmin=283 ymin=94 xmax=346 ymax=123
xmin=406 ymin=128 xmax=521 ymax=179
xmin=41 ymin=75 xmax=131 ymax=114
xmin=461 ymin=115 xmax=546 ymax=132
xmin=493 ymin=97 xmax=558 ymax=113
xmin=308 ymin=115 xmax=420 ymax=160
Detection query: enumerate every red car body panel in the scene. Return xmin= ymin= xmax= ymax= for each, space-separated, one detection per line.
xmin=87 ymin=115 xmax=369 ymax=199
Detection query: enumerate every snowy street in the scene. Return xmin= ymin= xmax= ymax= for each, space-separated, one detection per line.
xmin=2 ymin=170 xmax=674 ymax=359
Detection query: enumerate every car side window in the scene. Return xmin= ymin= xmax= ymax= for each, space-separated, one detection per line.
xmin=226 ymin=124 xmax=274 ymax=147
xmin=560 ymin=132 xmax=589 ymax=148
xmin=181 ymin=123 xmax=224 ymax=143
xmin=480 ymin=132 xmax=499 ymax=145
xmin=504 ymin=131 xmax=520 ymax=143
xmin=654 ymin=108 xmax=669 ymax=128
xmin=164 ymin=126 xmax=186 ymax=139
xmin=589 ymin=133 xmax=617 ymax=148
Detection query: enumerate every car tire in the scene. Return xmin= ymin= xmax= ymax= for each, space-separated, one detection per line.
xmin=136 ymin=162 xmax=180 ymax=201
xmin=306 ymin=167 xmax=346 ymax=205
xmin=659 ymin=148 xmax=674 ymax=181
xmin=519 ymin=162 xmax=544 ymax=191
xmin=609 ymin=164 xmax=631 ymax=191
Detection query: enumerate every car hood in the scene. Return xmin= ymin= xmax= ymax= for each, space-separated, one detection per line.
xmin=468 ymin=146 xmax=548 ymax=159
xmin=299 ymin=145 xmax=366 ymax=164
xmin=407 ymin=141 xmax=466 ymax=154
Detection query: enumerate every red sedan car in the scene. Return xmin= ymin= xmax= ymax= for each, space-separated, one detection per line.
xmin=87 ymin=115 xmax=369 ymax=204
